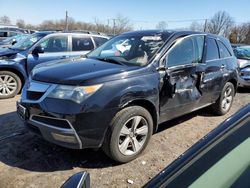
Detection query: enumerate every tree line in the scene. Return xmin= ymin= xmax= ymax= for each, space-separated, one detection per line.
xmin=0 ymin=11 xmax=249 ymax=44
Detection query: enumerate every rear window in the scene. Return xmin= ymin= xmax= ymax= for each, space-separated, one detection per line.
xmin=93 ymin=37 xmax=108 ymax=47
xmin=217 ymin=41 xmax=231 ymax=58
xmin=72 ymin=36 xmax=94 ymax=51
xmin=206 ymin=38 xmax=219 ymax=61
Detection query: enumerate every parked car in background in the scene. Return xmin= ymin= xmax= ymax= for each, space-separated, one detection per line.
xmin=0 ymin=34 xmax=29 ymax=48
xmin=0 ymin=29 xmax=25 ymax=42
xmin=232 ymin=45 xmax=250 ymax=87
xmin=0 ymin=31 xmax=109 ymax=98
xmin=17 ymin=30 xmax=238 ymax=163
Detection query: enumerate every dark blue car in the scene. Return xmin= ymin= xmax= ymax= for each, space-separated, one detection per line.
xmin=0 ymin=31 xmax=109 ymax=98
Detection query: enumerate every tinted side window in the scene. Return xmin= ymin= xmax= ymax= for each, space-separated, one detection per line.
xmin=72 ymin=36 xmax=94 ymax=51
xmin=167 ymin=37 xmax=195 ymax=67
xmin=206 ymin=38 xmax=219 ymax=61
xmin=217 ymin=41 xmax=231 ymax=58
xmin=40 ymin=36 xmax=68 ymax=53
xmin=9 ymin=32 xmax=19 ymax=37
xmin=0 ymin=31 xmax=7 ymax=37
xmin=93 ymin=37 xmax=108 ymax=47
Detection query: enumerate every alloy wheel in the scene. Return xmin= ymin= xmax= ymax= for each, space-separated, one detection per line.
xmin=221 ymin=86 xmax=233 ymax=111
xmin=0 ymin=74 xmax=17 ymax=96
xmin=118 ymin=116 xmax=149 ymax=156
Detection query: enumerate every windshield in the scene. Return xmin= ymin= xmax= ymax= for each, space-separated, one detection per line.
xmin=10 ymin=33 xmax=44 ymax=50
xmin=234 ymin=46 xmax=250 ymax=60
xmin=88 ymin=33 xmax=168 ymax=66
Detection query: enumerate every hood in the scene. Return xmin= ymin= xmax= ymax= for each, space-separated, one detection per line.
xmin=0 ymin=47 xmax=20 ymax=57
xmin=31 ymin=58 xmax=138 ymax=85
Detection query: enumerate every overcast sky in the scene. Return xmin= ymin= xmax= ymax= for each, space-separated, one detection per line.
xmin=0 ymin=0 xmax=249 ymax=29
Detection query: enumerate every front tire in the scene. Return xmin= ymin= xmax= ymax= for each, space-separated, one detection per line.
xmin=211 ymin=82 xmax=235 ymax=115
xmin=0 ymin=71 xmax=22 ymax=99
xmin=102 ymin=106 xmax=153 ymax=163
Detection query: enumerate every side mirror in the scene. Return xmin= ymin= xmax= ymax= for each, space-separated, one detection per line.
xmin=11 ymin=39 xmax=17 ymax=45
xmin=62 ymin=172 xmax=90 ymax=188
xmin=32 ymin=46 xmax=44 ymax=55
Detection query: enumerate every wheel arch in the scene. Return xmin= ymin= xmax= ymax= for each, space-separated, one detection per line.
xmin=122 ymin=99 xmax=159 ymax=133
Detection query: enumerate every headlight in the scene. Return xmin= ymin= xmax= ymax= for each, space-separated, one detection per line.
xmin=47 ymin=84 xmax=102 ymax=103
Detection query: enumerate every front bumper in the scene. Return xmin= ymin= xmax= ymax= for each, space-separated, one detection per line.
xmin=17 ymin=80 xmax=119 ymax=149
xmin=238 ymin=67 xmax=250 ymax=87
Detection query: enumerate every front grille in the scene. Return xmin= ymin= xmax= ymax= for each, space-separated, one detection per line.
xmin=27 ymin=91 xmax=45 ymax=100
xmin=31 ymin=115 xmax=72 ymax=129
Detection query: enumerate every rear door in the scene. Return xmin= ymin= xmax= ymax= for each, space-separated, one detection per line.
xmin=159 ymin=35 xmax=208 ymax=122
xmin=26 ymin=35 xmax=70 ymax=73
xmin=69 ymin=35 xmax=95 ymax=58
xmin=203 ymin=37 xmax=225 ymax=102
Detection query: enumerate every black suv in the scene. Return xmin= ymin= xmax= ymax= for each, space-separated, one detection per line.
xmin=17 ymin=30 xmax=238 ymax=163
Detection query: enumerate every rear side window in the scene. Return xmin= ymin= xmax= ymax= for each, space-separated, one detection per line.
xmin=72 ymin=36 xmax=94 ymax=51
xmin=0 ymin=31 xmax=7 ymax=37
xmin=206 ymin=38 xmax=219 ymax=61
xmin=93 ymin=37 xmax=108 ymax=47
xmin=217 ymin=41 xmax=231 ymax=58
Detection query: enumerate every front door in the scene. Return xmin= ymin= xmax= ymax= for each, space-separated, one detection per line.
xmin=27 ymin=35 xmax=70 ymax=73
xmin=159 ymin=35 xmax=208 ymax=123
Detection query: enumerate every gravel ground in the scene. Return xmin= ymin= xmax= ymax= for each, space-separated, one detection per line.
xmin=0 ymin=88 xmax=249 ymax=188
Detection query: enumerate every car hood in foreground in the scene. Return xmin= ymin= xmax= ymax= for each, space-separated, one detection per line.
xmin=31 ymin=58 xmax=139 ymax=85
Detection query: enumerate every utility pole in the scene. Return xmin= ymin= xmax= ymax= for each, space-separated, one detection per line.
xmin=112 ymin=19 xmax=116 ymax=35
xmin=65 ymin=11 xmax=69 ymax=31
xmin=204 ymin=19 xmax=207 ymax=32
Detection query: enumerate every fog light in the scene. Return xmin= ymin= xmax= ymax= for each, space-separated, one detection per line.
xmin=51 ymin=133 xmax=77 ymax=143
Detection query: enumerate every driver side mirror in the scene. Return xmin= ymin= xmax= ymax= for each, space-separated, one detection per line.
xmin=62 ymin=172 xmax=90 ymax=188
xmin=32 ymin=46 xmax=44 ymax=55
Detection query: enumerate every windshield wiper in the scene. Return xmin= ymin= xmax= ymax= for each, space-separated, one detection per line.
xmin=93 ymin=57 xmax=124 ymax=65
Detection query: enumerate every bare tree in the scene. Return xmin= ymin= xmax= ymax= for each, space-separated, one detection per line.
xmin=0 ymin=15 xmax=11 ymax=25
xmin=207 ymin=11 xmax=234 ymax=37
xmin=156 ymin=21 xmax=167 ymax=30
xmin=113 ymin=14 xmax=133 ymax=34
xmin=228 ymin=22 xmax=250 ymax=44
xmin=189 ymin=21 xmax=203 ymax=32
xmin=16 ymin=19 xmax=25 ymax=28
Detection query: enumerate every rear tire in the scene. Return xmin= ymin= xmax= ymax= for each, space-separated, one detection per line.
xmin=211 ymin=82 xmax=235 ymax=115
xmin=102 ymin=106 xmax=153 ymax=163
xmin=0 ymin=71 xmax=22 ymax=99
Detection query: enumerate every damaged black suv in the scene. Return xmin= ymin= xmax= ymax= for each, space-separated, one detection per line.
xmin=17 ymin=30 xmax=238 ymax=163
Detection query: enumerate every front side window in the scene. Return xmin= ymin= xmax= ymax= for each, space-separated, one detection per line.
xmin=166 ymin=35 xmax=205 ymax=67
xmin=217 ymin=41 xmax=231 ymax=58
xmin=88 ymin=33 xmax=168 ymax=66
xmin=9 ymin=32 xmax=19 ymax=37
xmin=72 ymin=36 xmax=94 ymax=51
xmin=40 ymin=36 xmax=68 ymax=53
xmin=206 ymin=38 xmax=219 ymax=61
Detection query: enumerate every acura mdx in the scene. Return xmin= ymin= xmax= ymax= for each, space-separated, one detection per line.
xmin=17 ymin=30 xmax=238 ymax=163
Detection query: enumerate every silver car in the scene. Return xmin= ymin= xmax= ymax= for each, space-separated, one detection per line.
xmin=233 ymin=45 xmax=250 ymax=87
